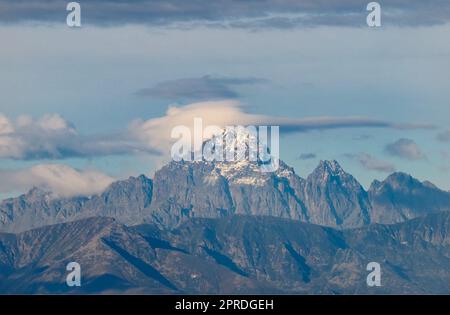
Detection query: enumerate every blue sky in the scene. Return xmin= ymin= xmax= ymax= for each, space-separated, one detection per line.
xmin=0 ymin=0 xmax=449 ymax=198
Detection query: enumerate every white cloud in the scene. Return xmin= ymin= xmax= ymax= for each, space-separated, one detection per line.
xmin=0 ymin=113 xmax=156 ymax=160
xmin=0 ymin=114 xmax=14 ymax=134
xmin=0 ymin=114 xmax=76 ymax=159
xmin=129 ymin=100 xmax=252 ymax=155
xmin=0 ymin=101 xmax=433 ymax=161
xmin=355 ymin=153 xmax=395 ymax=173
xmin=130 ymin=100 xmax=433 ymax=156
xmin=0 ymin=164 xmax=115 ymax=198
xmin=385 ymin=138 xmax=426 ymax=160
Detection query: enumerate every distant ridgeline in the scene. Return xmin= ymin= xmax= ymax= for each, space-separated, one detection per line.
xmin=1 ymin=159 xmax=449 ymax=233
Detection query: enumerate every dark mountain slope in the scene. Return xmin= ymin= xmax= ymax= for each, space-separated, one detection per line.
xmin=368 ymin=172 xmax=450 ymax=224
xmin=1 ymin=213 xmax=450 ymax=294
xmin=0 ymin=175 xmax=152 ymax=233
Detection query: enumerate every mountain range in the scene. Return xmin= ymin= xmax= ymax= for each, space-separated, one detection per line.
xmin=1 ymin=159 xmax=449 ymax=233
xmin=1 ymin=213 xmax=450 ymax=294
xmin=0 ymin=158 xmax=449 ymax=294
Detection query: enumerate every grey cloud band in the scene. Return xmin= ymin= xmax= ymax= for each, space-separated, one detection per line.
xmin=1 ymin=0 xmax=449 ymax=27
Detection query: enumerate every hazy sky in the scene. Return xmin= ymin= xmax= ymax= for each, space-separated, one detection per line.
xmin=0 ymin=0 xmax=449 ymax=198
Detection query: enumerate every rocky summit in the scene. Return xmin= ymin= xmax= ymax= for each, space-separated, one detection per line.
xmin=1 ymin=159 xmax=449 ymax=233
